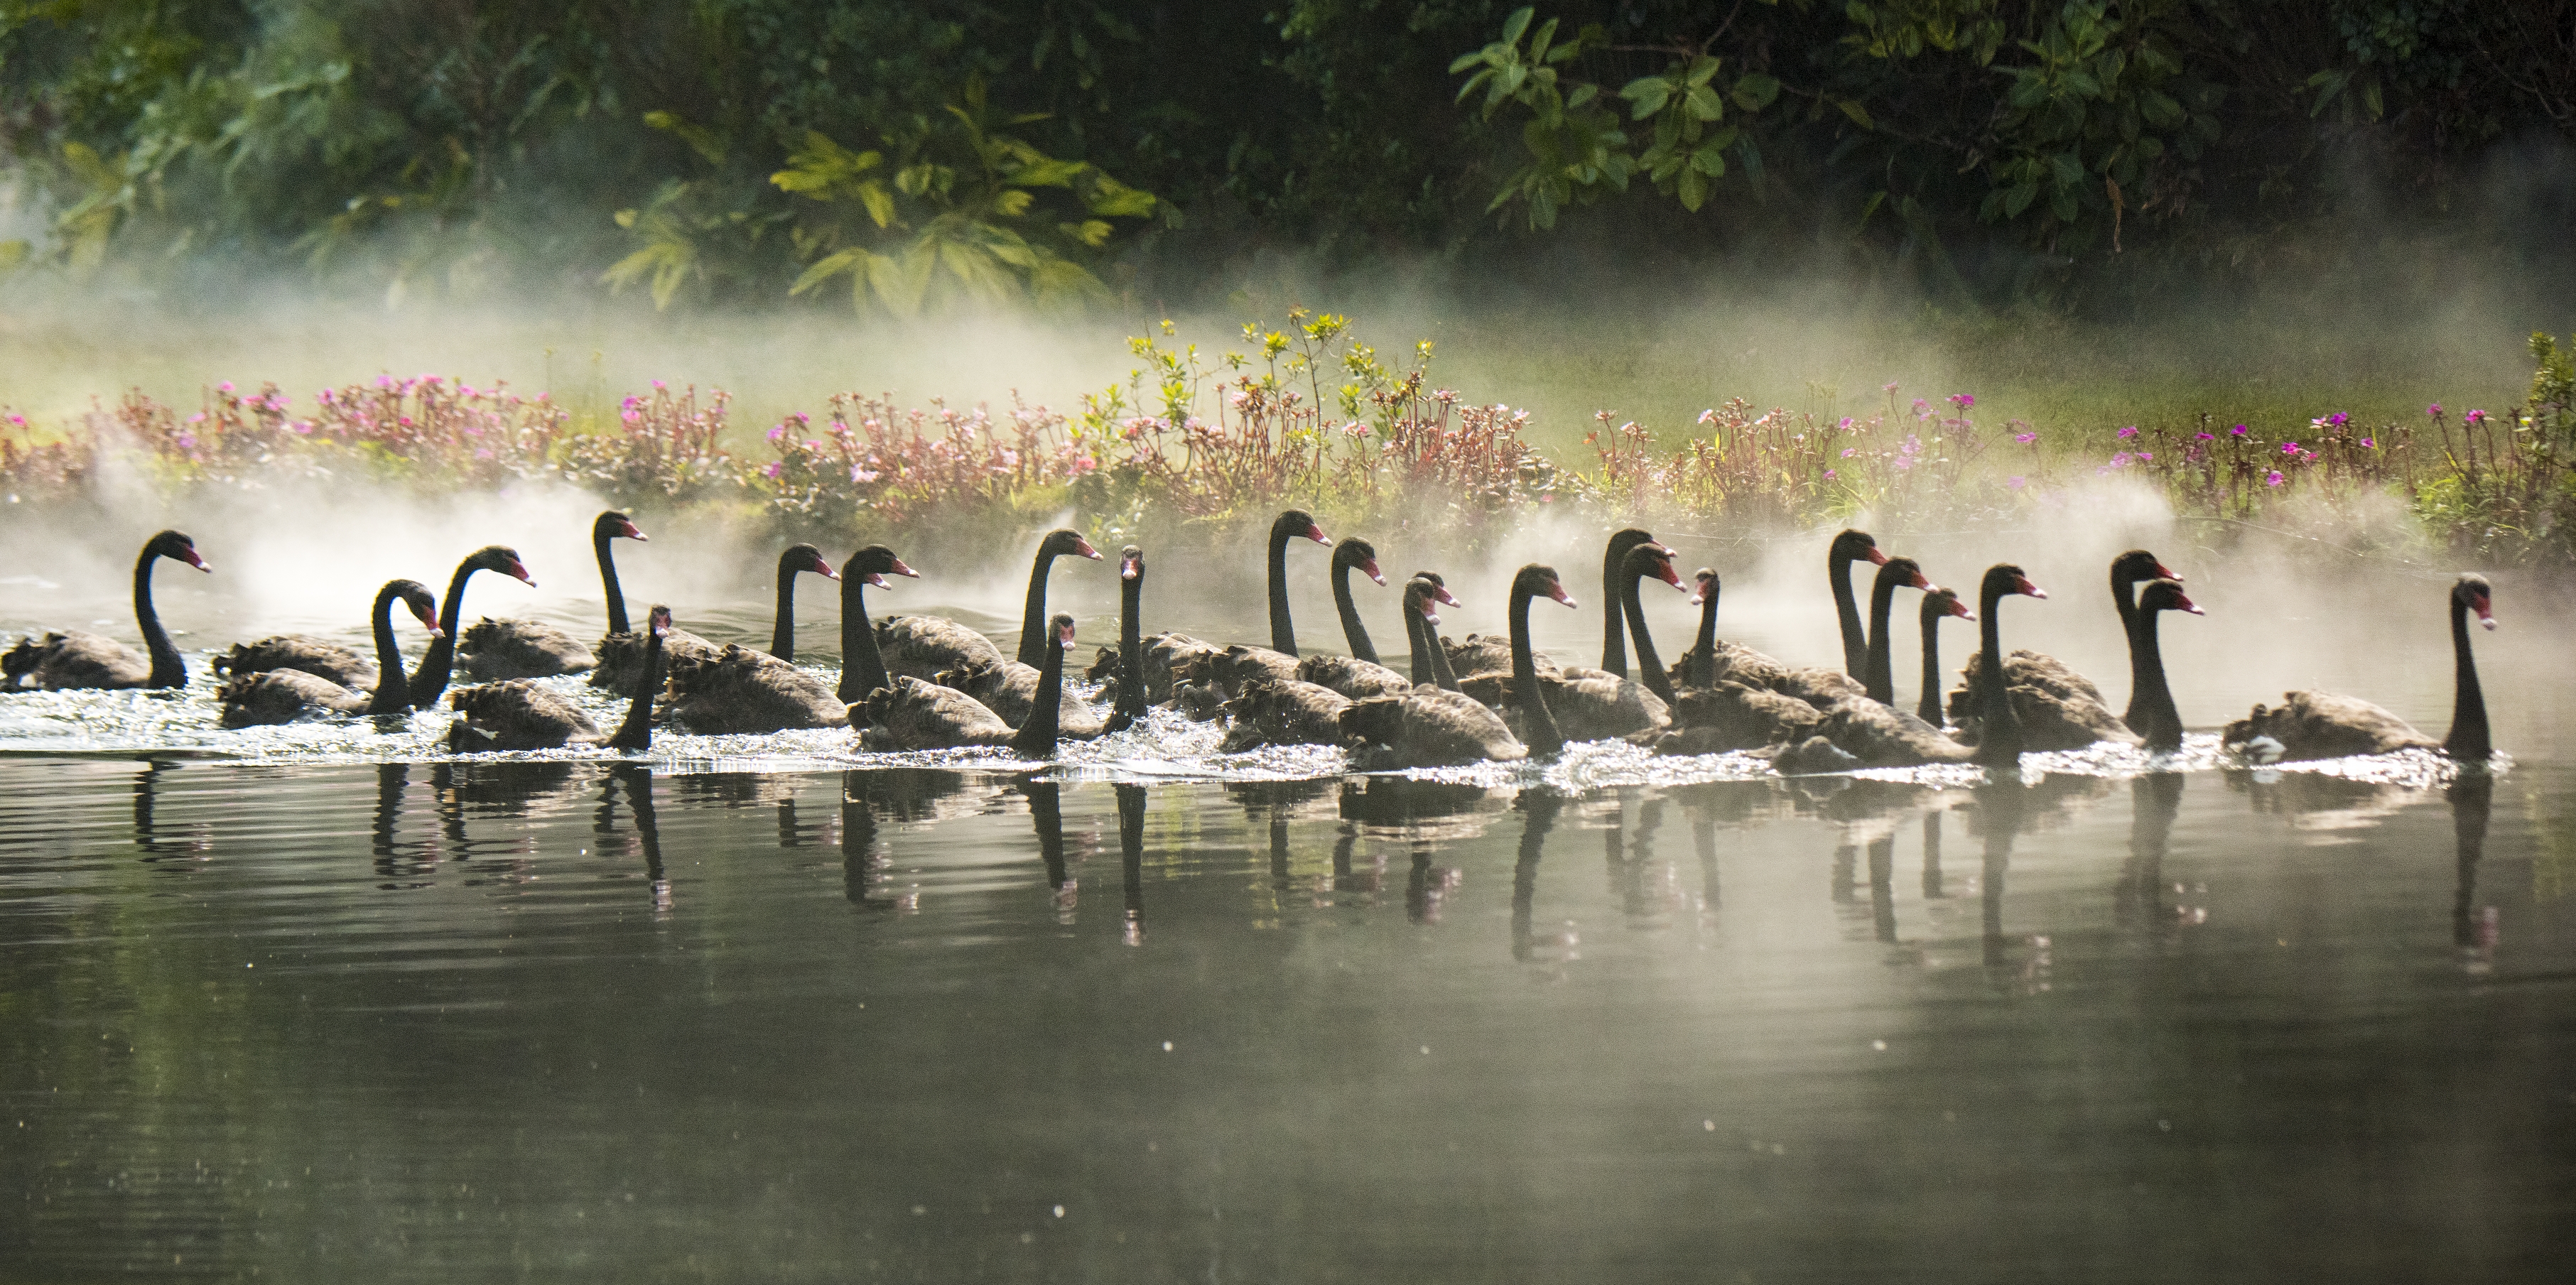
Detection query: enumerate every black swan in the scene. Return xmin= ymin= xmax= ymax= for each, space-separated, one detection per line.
xmin=1295 ymin=537 xmax=1414 ymax=698
xmin=601 ymin=539 xmax=835 ymax=696
xmin=1403 ymin=577 xmax=1464 ymax=691
xmin=4 ymin=530 xmax=210 ymax=691
xmin=217 ymin=580 xmax=441 ymax=726
xmin=1506 ymin=563 xmax=1576 ymax=757
xmin=855 ymin=676 xmax=1016 ymax=749
xmin=1653 ymin=561 xmax=1862 ymax=711
xmin=408 ymin=546 xmax=538 ymax=709
xmin=1790 ymin=560 xmax=1974 ymax=769
xmin=671 ymin=546 xmax=907 ymax=733
xmin=1341 ymin=685 xmax=1525 ymax=766
xmin=1465 ymin=551 xmax=1675 ymax=740
xmin=1598 ymin=527 xmax=1661 ymax=676
xmin=935 ymin=654 xmax=1108 ymax=739
xmin=1966 ymin=564 xmax=2050 ymax=768
xmin=766 ymin=543 xmax=842 ymax=662
xmin=213 ymin=574 xmax=441 ymax=691
xmin=1262 ymin=509 xmax=1335 ymax=656
xmin=448 ymin=605 xmax=668 ymax=752
xmin=455 ymin=510 xmax=636 ymax=682
xmin=872 ymin=528 xmax=1090 ymax=685
xmin=2223 ymin=573 xmax=2492 ymax=762
xmin=2125 ymin=578 xmax=2202 ymax=752
xmin=1946 ymin=549 xmax=2170 ymax=749
xmin=1916 ymin=586 xmax=1974 ymax=726
xmin=1616 ymin=541 xmax=1692 ymax=705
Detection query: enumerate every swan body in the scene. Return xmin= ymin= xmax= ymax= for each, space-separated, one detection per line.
xmin=212 ymin=637 xmax=377 ymax=689
xmin=1178 ymin=644 xmax=1301 ymax=699
xmin=408 ymin=546 xmax=538 ymax=708
xmin=937 ymin=657 xmax=1108 ymax=739
xmin=1296 ymin=652 xmax=1414 ymax=700
xmin=1947 ymin=649 xmax=2141 ymax=751
xmin=855 ymin=676 xmax=1015 ymax=749
xmin=1343 ymin=690 xmax=1526 ymax=766
xmin=666 ymin=646 xmax=848 ymax=732
xmin=875 ymin=616 xmax=1005 ymax=684
xmin=5 ymin=530 xmax=210 ymax=691
xmin=1219 ymin=678 xmax=1352 ymax=751
xmin=1656 ymin=682 xmax=1826 ymax=756
xmin=1087 ymin=631 xmax=1220 ymax=705
xmin=446 ymin=681 xmax=600 ymax=750
xmin=460 ymin=510 xmax=638 ymax=682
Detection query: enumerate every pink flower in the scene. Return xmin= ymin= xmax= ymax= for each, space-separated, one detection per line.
xmin=1696 ymin=408 xmax=1716 ymax=425
xmin=2195 ymin=430 xmax=2214 ymax=440
xmin=2428 ymin=403 xmax=2442 ymax=417
xmin=2136 ymin=451 xmax=2153 ymax=462
xmin=2280 ymin=440 xmax=2300 ymax=455
xmin=398 ymin=416 xmax=414 ymax=427
xmin=2006 ymin=475 xmax=2027 ymax=489
xmin=762 ymin=462 xmax=783 ymax=479
xmin=1949 ymin=394 xmax=1975 ymax=410
xmin=768 ymin=425 xmax=786 ymax=442
xmin=1841 ymin=447 xmax=1856 ymax=458
xmin=217 ymin=381 xmax=234 ymax=394
xmin=2360 ymin=438 xmax=2376 ymax=448
xmin=652 ymin=379 xmax=667 ymax=391
xmin=6 ymin=413 xmax=23 ymax=427
xmin=175 ymin=433 xmax=196 ymax=449
xmin=2465 ymin=409 xmax=2487 ymax=425
xmin=2231 ymin=423 xmax=2248 ymax=436
xmin=850 ymin=465 xmax=880 ymax=482
xmin=1823 ymin=468 xmax=1837 ymax=479
xmin=2328 ymin=411 xmax=2349 ymax=427
xmin=622 ymin=410 xmax=641 ymax=424
xmin=1883 ymin=381 xmax=1900 ymax=394
xmin=188 ymin=412 xmax=205 ymax=423
xmin=2265 ymin=470 xmax=2284 ymax=487
xmin=2117 ymin=425 xmax=2139 ymax=439
xmin=2013 ymin=432 xmax=2038 ymax=445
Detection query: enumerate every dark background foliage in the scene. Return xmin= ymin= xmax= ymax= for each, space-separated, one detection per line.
xmin=3 ymin=0 xmax=2571 ymax=314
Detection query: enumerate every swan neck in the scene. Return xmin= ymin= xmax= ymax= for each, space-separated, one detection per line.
xmin=769 ymin=554 xmax=799 ymax=661
xmin=1974 ymin=582 xmax=2018 ymax=761
xmin=1601 ymin=546 xmax=1628 ymax=676
xmin=1011 ymin=634 xmax=1064 ymax=759
xmin=607 ymin=628 xmax=662 ymax=750
xmin=1510 ymin=584 xmax=1562 ymax=754
xmin=409 ymin=560 xmax=478 ymax=707
xmin=1691 ymin=582 xmax=1719 ymax=689
xmin=1331 ymin=559 xmax=1377 ymax=666
xmin=597 ymin=524 xmax=628 ymax=637
xmin=366 ymin=582 xmax=410 ymax=715
xmin=1267 ymin=519 xmax=1297 ymax=656
xmin=2445 ymin=594 xmax=2491 ymax=759
xmin=1863 ymin=574 xmax=1900 ymax=705
xmin=1114 ymin=569 xmax=1145 ymax=721
xmin=2128 ymin=609 xmax=2181 ymax=750
xmin=134 ymin=544 xmax=186 ymax=689
xmin=1831 ymin=551 xmax=1868 ymax=679
xmin=1017 ymin=548 xmax=1059 ymax=667
xmin=838 ymin=576 xmax=887 ymax=702
xmin=1406 ymin=604 xmax=1432 ymax=686
xmin=1917 ymin=610 xmax=1944 ymax=725
xmin=1623 ymin=571 xmax=1673 ymax=704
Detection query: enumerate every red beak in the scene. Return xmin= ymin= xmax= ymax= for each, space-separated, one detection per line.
xmin=1358 ymin=558 xmax=1385 ymax=586
xmin=650 ymin=609 xmax=672 ymax=638
xmin=1306 ymin=524 xmax=1331 ymax=546
xmin=1908 ymin=570 xmax=1932 ymax=590
xmin=507 ymin=558 xmax=536 ymax=587
xmin=1864 ymin=547 xmax=1888 ymax=566
xmin=1952 ymin=602 xmax=1977 ymax=621
xmin=2155 ymin=562 xmax=2179 ymax=581
xmin=1074 ymin=537 xmax=1102 ymax=560
xmin=2177 ymin=593 xmax=2206 ymax=616
xmin=813 ymin=554 xmax=840 ymax=580
xmin=2014 ymin=575 xmax=2046 ymax=599
xmin=1121 ymin=555 xmax=1140 ymax=581
xmin=2473 ymin=594 xmax=2496 ymax=630
xmin=178 ymin=547 xmax=210 ymax=573
xmin=889 ymin=558 xmax=919 ymax=578
xmin=412 ymin=604 xmax=443 ymax=635
xmin=1657 ymin=563 xmax=1684 ymax=589
xmin=1056 ymin=622 xmax=1078 ymax=649
xmin=1429 ymin=584 xmax=1461 ymax=607
xmin=864 ymin=573 xmax=890 ymax=588
xmin=1547 ymin=580 xmax=1577 ymax=609
xmin=619 ymin=520 xmax=647 ymax=541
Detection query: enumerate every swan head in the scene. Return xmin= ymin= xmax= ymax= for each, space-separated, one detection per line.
xmin=646 ymin=604 xmax=673 ymax=639
xmin=784 ymin=543 xmax=838 ymax=581
xmin=1052 ymin=612 xmax=1078 ymax=651
xmin=1277 ymin=509 xmax=1331 ymax=548
xmin=1623 ymin=542 xmax=1687 ymax=592
xmin=599 ymin=511 xmax=646 ymax=543
xmin=148 ymin=530 xmax=210 ymax=573
xmin=1830 ymin=528 xmax=1885 ymax=568
xmin=1404 ymin=578 xmax=1444 ymax=627
xmin=1690 ymin=568 xmax=1717 ymax=607
xmin=1337 ymin=537 xmax=1385 ymax=586
xmin=470 ymin=546 xmax=534 ymax=587
xmin=394 ymin=580 xmax=444 ymax=639
xmin=1981 ymin=563 xmax=2045 ymax=602
xmin=1515 ymin=564 xmax=1576 ymax=609
xmin=845 ymin=546 xmax=915 ymax=588
xmin=1922 ymin=586 xmax=1974 ymax=623
xmin=1411 ymin=571 xmax=1461 ymax=607
xmin=2456 ymin=573 xmax=2496 ymax=630
xmin=1041 ymin=528 xmax=1102 ymax=561
xmin=1876 ymin=555 xmax=1932 ymax=594
xmin=2114 ymin=548 xmax=2177 ymax=584
xmin=2138 ymin=578 xmax=2202 ymax=616
xmin=1120 ymin=546 xmax=1144 ymax=581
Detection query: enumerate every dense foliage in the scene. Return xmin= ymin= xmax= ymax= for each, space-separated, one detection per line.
xmin=2 ymin=1 xmax=2571 ymax=308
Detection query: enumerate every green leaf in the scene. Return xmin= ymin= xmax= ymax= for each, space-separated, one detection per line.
xmin=1730 ymin=73 xmax=1780 ymax=110
xmin=1837 ymin=99 xmax=1873 ymax=129
xmin=1622 ymin=77 xmax=1674 ymax=119
xmin=1684 ymin=84 xmax=1725 ymax=121
xmin=1501 ymin=6 xmax=1534 ymax=48
xmin=790 ymin=247 xmax=870 ymax=297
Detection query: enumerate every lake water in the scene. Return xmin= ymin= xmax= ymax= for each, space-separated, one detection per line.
xmin=4 ymin=587 xmax=2575 ymax=1281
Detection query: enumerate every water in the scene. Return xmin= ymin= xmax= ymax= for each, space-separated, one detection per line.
xmin=4 ymin=627 xmax=2575 ymax=1279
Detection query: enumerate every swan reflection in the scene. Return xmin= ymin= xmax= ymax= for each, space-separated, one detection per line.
xmin=1510 ymin=789 xmax=1574 ymax=964
xmin=2450 ymin=771 xmax=2496 ymax=967
xmin=1116 ymin=783 xmax=1146 ymax=945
